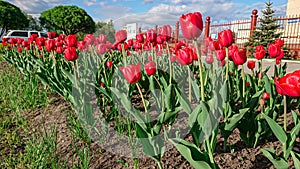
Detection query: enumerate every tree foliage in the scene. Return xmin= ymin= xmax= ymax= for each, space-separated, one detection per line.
xmin=245 ymin=1 xmax=281 ymax=52
xmin=94 ymin=20 xmax=116 ymax=43
xmin=0 ymin=1 xmax=29 ymax=37
xmin=27 ymin=15 xmax=42 ymax=31
xmin=39 ymin=5 xmax=96 ymax=35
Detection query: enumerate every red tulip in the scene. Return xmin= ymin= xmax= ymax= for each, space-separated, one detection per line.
xmin=146 ymin=29 xmax=157 ymax=43
xmin=215 ymin=49 xmax=226 ymax=61
xmin=274 ymin=38 xmax=284 ymax=47
xmin=246 ymin=82 xmax=250 ymax=87
xmin=255 ymin=45 xmax=266 ymax=60
xmin=247 ymin=60 xmax=256 ymax=70
xmin=268 ymin=43 xmax=281 ymax=58
xmin=176 ymin=47 xmax=195 ymax=65
xmin=64 ymin=47 xmax=78 ymax=61
xmin=65 ymin=34 xmax=77 ymax=47
xmin=56 ymin=46 xmax=64 ymax=54
xmin=84 ymin=34 xmax=96 ymax=46
xmin=232 ymin=48 xmax=247 ymax=65
xmin=136 ymin=33 xmax=144 ymax=43
xmin=97 ymin=43 xmax=107 ymax=55
xmin=17 ymin=47 xmax=23 ymax=53
xmin=134 ymin=42 xmax=142 ymax=50
xmin=144 ymin=61 xmax=156 ymax=76
xmin=115 ymin=30 xmax=127 ymax=44
xmin=206 ymin=54 xmax=214 ymax=64
xmin=258 ymin=72 xmax=263 ymax=79
xmin=218 ymin=29 xmax=233 ymax=47
xmin=77 ymin=41 xmax=86 ymax=51
xmin=98 ymin=34 xmax=106 ymax=44
xmin=57 ymin=34 xmax=65 ymax=41
xmin=179 ymin=12 xmax=203 ymax=40
xmin=228 ymin=45 xmax=238 ymax=61
xmin=158 ymin=24 xmax=172 ymax=41
xmin=276 ymin=49 xmax=284 ymax=60
xmin=262 ymin=92 xmax=270 ymax=100
xmin=106 ymin=60 xmax=113 ymax=69
xmin=120 ymin=62 xmax=142 ymax=84
xmin=47 ymin=32 xmax=56 ymax=39
xmin=21 ymin=41 xmax=28 ymax=47
xmin=156 ymin=35 xmax=164 ymax=44
xmin=36 ymin=37 xmax=45 ymax=47
xmin=127 ymin=39 xmax=133 ymax=47
xmin=275 ymin=70 xmax=300 ymax=97
xmin=45 ymin=39 xmax=56 ymax=52
xmin=17 ymin=38 xmax=24 ymax=45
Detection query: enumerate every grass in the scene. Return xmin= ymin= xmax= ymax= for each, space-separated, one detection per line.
xmin=0 ymin=56 xmax=95 ymax=168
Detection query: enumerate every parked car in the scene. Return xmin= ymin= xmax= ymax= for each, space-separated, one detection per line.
xmin=2 ymin=30 xmax=48 ymax=41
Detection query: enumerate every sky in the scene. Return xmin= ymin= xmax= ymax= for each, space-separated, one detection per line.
xmin=6 ymin=0 xmax=288 ymax=30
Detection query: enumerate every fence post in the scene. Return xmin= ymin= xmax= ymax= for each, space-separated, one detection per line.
xmin=138 ymin=27 xmax=142 ymax=34
xmin=205 ymin=16 xmax=211 ymax=38
xmin=250 ymin=9 xmax=258 ymax=36
xmin=175 ymin=21 xmax=179 ymax=43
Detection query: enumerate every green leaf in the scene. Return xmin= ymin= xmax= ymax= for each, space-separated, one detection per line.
xmin=224 ymin=108 xmax=249 ymax=131
xmin=176 ymin=87 xmax=191 ymax=114
xmin=262 ymin=113 xmax=287 ymax=144
xmin=188 ymin=104 xmax=201 ymax=128
xmin=191 ymin=79 xmax=200 ymax=102
xmin=291 ymin=151 xmax=300 ymax=169
xmin=169 ymin=138 xmax=213 ymax=169
xmin=261 ymin=148 xmax=289 ymax=169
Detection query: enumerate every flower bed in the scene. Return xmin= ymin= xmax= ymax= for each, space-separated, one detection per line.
xmin=1 ymin=11 xmax=299 ymax=169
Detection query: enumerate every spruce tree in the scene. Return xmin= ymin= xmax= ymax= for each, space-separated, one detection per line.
xmin=245 ymin=0 xmax=282 ymax=56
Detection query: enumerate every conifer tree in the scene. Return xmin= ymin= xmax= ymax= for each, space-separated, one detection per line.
xmin=245 ymin=0 xmax=282 ymax=55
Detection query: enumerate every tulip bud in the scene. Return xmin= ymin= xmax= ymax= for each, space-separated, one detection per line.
xmin=247 ymin=60 xmax=256 ymax=70
xmin=206 ymin=54 xmax=214 ymax=64
xmin=106 ymin=60 xmax=113 ymax=69
xmin=262 ymin=92 xmax=270 ymax=100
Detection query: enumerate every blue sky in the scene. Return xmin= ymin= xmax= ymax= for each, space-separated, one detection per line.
xmin=7 ymin=0 xmax=288 ymax=30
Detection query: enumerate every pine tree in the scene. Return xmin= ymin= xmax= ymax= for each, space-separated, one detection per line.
xmin=245 ymin=0 xmax=282 ymax=55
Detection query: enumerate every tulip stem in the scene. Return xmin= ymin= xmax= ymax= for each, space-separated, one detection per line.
xmin=188 ymin=67 xmax=192 ymax=102
xmin=73 ymin=61 xmax=78 ymax=89
xmin=242 ymin=65 xmax=245 ymax=99
xmin=121 ymin=44 xmax=127 ymax=67
xmin=193 ymin=40 xmax=205 ymax=102
xmin=225 ymin=47 xmax=229 ymax=81
xmin=166 ymin=42 xmax=173 ymax=84
xmin=136 ymin=83 xmax=149 ymax=121
xmin=284 ymin=95 xmax=287 ymax=132
xmin=258 ymin=60 xmax=262 ymax=86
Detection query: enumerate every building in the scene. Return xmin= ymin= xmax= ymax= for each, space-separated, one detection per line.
xmin=286 ymin=0 xmax=300 ymax=16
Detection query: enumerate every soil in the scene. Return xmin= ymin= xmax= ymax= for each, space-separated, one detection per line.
xmin=18 ymin=93 xmax=299 ymax=169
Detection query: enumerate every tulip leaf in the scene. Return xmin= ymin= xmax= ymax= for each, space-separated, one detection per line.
xmin=291 ymin=151 xmax=300 ymax=169
xmin=261 ymin=148 xmax=289 ymax=169
xmin=262 ymin=113 xmax=287 ymax=144
xmin=169 ymin=138 xmax=213 ymax=169
xmin=224 ymin=108 xmax=249 ymax=131
xmin=188 ymin=104 xmax=201 ymax=128
xmin=191 ymin=79 xmax=200 ymax=102
xmin=175 ymin=87 xmax=191 ymax=114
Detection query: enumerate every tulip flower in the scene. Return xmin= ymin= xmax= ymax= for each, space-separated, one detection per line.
xmin=106 ymin=60 xmax=113 ymax=69
xmin=136 ymin=33 xmax=144 ymax=43
xmin=274 ymin=38 xmax=284 ymax=47
xmin=65 ymin=34 xmax=77 ymax=47
xmin=64 ymin=47 xmax=78 ymax=61
xmin=218 ymin=29 xmax=233 ymax=48
xmin=158 ymin=24 xmax=172 ymax=41
xmin=275 ymin=70 xmax=300 ymax=97
xmin=97 ymin=43 xmax=107 ymax=55
xmin=176 ymin=47 xmax=195 ymax=65
xmin=179 ymin=12 xmax=203 ymax=40
xmin=115 ymin=30 xmax=127 ymax=44
xmin=228 ymin=45 xmax=238 ymax=61
xmin=77 ymin=41 xmax=86 ymax=51
xmin=17 ymin=47 xmax=23 ymax=53
xmin=255 ymin=45 xmax=266 ymax=60
xmin=206 ymin=54 xmax=214 ymax=64
xmin=56 ymin=46 xmax=64 ymax=54
xmin=98 ymin=34 xmax=106 ymax=44
xmin=47 ymin=32 xmax=56 ymax=39
xmin=268 ymin=43 xmax=281 ymax=58
xmin=144 ymin=61 xmax=156 ymax=76
xmin=262 ymin=92 xmax=270 ymax=100
xmin=120 ymin=62 xmax=142 ymax=84
xmin=215 ymin=49 xmax=226 ymax=61
xmin=232 ymin=48 xmax=247 ymax=65
xmin=45 ymin=39 xmax=56 ymax=52
xmin=247 ymin=60 xmax=256 ymax=70
xmin=146 ymin=29 xmax=157 ymax=43
xmin=84 ymin=34 xmax=96 ymax=46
